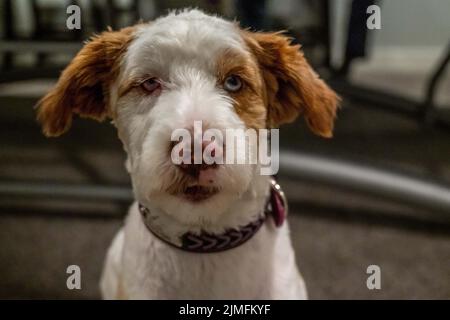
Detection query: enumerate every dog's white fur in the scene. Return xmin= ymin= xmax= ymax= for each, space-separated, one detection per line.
xmin=38 ymin=9 xmax=339 ymax=300
xmin=100 ymin=10 xmax=306 ymax=299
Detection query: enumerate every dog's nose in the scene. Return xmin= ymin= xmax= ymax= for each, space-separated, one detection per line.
xmin=172 ymin=139 xmax=222 ymax=177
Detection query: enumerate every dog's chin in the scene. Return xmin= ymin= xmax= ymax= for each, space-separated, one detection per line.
xmin=145 ymin=185 xmax=244 ymax=226
xmin=180 ymin=185 xmax=220 ymax=203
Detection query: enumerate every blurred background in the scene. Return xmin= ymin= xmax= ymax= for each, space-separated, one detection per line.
xmin=0 ymin=0 xmax=449 ymax=299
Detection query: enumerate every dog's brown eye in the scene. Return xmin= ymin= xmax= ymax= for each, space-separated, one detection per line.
xmin=141 ymin=78 xmax=161 ymax=94
xmin=223 ymin=75 xmax=242 ymax=92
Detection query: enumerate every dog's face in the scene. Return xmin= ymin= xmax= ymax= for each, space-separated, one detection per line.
xmin=37 ymin=10 xmax=338 ymax=225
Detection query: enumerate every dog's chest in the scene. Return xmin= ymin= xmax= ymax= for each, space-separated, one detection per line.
xmin=118 ymin=204 xmax=305 ymax=299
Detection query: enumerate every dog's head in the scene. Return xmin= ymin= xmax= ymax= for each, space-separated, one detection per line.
xmin=37 ymin=9 xmax=338 ymax=225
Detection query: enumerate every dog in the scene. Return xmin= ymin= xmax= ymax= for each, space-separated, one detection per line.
xmin=36 ymin=9 xmax=338 ymax=299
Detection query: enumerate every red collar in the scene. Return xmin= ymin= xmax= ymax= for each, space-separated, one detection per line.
xmin=138 ymin=178 xmax=287 ymax=253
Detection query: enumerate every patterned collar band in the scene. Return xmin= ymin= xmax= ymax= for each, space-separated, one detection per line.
xmin=138 ymin=178 xmax=288 ymax=253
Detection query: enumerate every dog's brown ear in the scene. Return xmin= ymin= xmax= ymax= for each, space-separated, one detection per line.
xmin=36 ymin=26 xmax=135 ymax=137
xmin=242 ymin=31 xmax=339 ymax=137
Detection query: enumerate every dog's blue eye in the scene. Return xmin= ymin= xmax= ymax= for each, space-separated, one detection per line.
xmin=223 ymin=75 xmax=242 ymax=92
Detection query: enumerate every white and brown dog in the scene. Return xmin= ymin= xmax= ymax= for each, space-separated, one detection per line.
xmin=37 ymin=9 xmax=338 ymax=299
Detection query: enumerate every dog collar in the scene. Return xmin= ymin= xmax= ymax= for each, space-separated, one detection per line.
xmin=138 ymin=178 xmax=288 ymax=253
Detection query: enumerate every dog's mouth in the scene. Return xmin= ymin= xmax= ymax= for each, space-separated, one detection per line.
xmin=182 ymin=185 xmax=219 ymax=202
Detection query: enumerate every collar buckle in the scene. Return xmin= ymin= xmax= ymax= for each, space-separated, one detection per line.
xmin=268 ymin=177 xmax=288 ymax=227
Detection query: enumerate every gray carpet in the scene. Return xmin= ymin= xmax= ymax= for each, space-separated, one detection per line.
xmin=1 ymin=205 xmax=449 ymax=299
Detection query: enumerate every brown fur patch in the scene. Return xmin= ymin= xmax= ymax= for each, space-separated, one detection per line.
xmin=241 ymin=30 xmax=340 ymax=137
xmin=36 ymin=26 xmax=136 ymax=137
xmin=118 ymin=78 xmax=140 ymax=98
xmin=216 ymin=49 xmax=267 ymax=129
